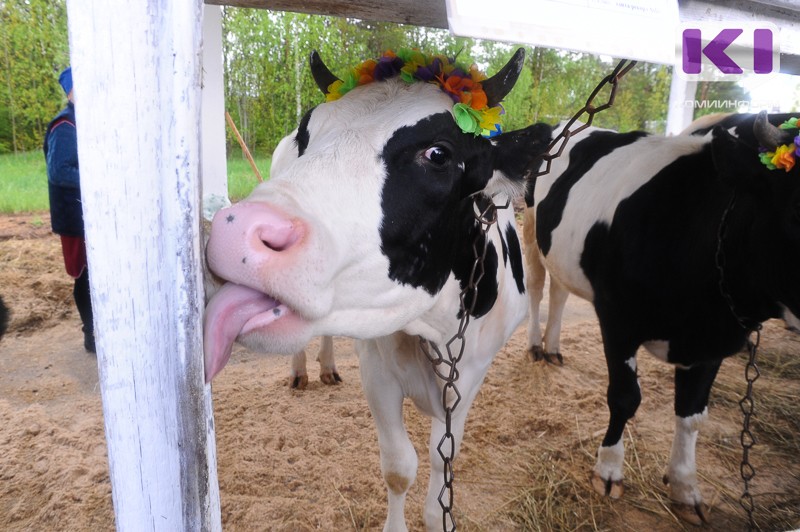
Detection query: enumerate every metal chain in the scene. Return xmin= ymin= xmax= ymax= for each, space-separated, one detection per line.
xmin=421 ymin=196 xmax=501 ymax=532
xmin=528 ymin=59 xmax=637 ymax=181
xmin=715 ymin=191 xmax=761 ymax=530
xmin=420 ymin=59 xmax=637 ymax=532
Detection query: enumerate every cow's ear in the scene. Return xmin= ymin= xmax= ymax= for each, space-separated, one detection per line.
xmin=711 ymin=126 xmax=767 ymax=189
xmin=492 ymin=123 xmax=553 ymax=183
xmin=461 ymin=123 xmax=553 ymax=200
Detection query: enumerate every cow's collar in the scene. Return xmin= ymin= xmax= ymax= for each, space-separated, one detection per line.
xmin=714 ymin=191 xmax=761 ymax=332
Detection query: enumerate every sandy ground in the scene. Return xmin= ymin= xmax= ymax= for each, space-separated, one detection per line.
xmin=1 ymin=213 xmax=799 ymax=531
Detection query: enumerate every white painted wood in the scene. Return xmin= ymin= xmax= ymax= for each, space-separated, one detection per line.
xmin=202 ymin=4 xmax=231 ymax=221
xmin=666 ymin=76 xmax=698 ymax=135
xmin=65 ymin=1 xmax=221 ymax=530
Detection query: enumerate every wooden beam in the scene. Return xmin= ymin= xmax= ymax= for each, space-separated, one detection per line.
xmin=204 ymin=0 xmax=449 ymax=28
xmin=65 ymin=0 xmax=222 ymax=529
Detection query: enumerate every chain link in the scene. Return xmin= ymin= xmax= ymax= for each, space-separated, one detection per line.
xmin=421 ymin=197 xmax=500 ymax=532
xmin=421 ymin=59 xmax=637 ymax=532
xmin=738 ymin=329 xmax=761 ymax=530
xmin=528 ymin=59 xmax=637 ymax=181
xmin=715 ymin=191 xmax=762 ymax=530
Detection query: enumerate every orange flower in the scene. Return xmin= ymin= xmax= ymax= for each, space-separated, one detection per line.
xmin=469 ymin=87 xmax=487 ymax=110
xmin=771 ymin=144 xmax=795 ymax=172
xmin=353 ymin=59 xmax=377 ymax=86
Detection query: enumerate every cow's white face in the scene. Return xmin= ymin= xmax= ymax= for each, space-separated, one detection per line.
xmin=203 ymin=51 xmax=551 ymax=381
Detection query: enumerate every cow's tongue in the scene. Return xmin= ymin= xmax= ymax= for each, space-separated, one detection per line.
xmin=203 ymin=282 xmax=282 ymax=383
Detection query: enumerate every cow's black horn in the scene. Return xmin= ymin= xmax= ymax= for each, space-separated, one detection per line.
xmin=482 ymin=48 xmax=526 ymax=108
xmin=310 ymin=50 xmax=341 ymax=95
xmin=753 ymin=110 xmax=790 ymax=151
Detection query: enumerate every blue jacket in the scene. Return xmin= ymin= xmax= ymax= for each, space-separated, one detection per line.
xmin=43 ymin=102 xmax=83 ymax=237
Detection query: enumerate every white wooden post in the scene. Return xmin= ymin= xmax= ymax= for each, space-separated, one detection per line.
xmin=202 ymin=4 xmax=231 ymax=220
xmin=666 ymin=75 xmax=698 ymax=135
xmin=65 ymin=1 xmax=222 ymax=530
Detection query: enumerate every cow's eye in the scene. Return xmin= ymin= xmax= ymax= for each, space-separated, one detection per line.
xmin=423 ymin=145 xmax=452 ymax=167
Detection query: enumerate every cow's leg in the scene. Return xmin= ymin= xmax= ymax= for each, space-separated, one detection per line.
xmin=358 ymin=341 xmax=417 ymax=532
xmin=289 ymin=348 xmax=309 ymax=389
xmin=541 ymin=279 xmax=569 ymax=365
xmin=316 ymin=335 xmax=342 ymax=385
xmin=523 ymin=207 xmax=547 ymax=362
xmin=664 ymin=361 xmax=721 ymax=525
xmin=592 ymin=334 xmax=641 ymax=499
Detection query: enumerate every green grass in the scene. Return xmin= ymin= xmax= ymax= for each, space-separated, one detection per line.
xmin=227 ymin=154 xmax=271 ymax=202
xmin=0 ymin=151 xmax=50 ymax=213
xmin=0 ymin=151 xmax=271 ymax=214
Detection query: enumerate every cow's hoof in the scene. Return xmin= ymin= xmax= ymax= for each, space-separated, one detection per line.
xmin=290 ymin=374 xmax=309 ymax=390
xmin=528 ymin=345 xmax=545 ymax=362
xmin=320 ymin=371 xmax=342 ymax=385
xmin=671 ymin=501 xmax=710 ymax=526
xmin=591 ymin=472 xmax=624 ymax=499
xmin=543 ymin=351 xmax=564 ymax=366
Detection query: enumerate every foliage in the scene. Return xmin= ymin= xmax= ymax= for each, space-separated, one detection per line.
xmin=221 ymin=8 xmax=676 ymax=158
xmin=0 ymin=0 xmax=69 ymax=154
xmin=2 ymin=3 xmax=681 ymax=160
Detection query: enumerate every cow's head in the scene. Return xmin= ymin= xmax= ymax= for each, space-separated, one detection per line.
xmin=710 ymin=111 xmax=800 ymax=319
xmin=203 ymin=48 xmax=551 ymax=381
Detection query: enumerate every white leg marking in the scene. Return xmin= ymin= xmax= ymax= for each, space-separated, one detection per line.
xmin=543 ymin=280 xmax=569 ymax=357
xmin=624 ymin=356 xmax=637 ymax=373
xmin=357 ymin=340 xmax=416 ymax=532
xmin=667 ymin=409 xmax=708 ymax=506
xmin=594 ymin=440 xmax=625 ymax=482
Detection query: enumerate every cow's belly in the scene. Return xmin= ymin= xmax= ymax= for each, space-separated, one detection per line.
xmin=542 ymin=225 xmax=594 ymax=301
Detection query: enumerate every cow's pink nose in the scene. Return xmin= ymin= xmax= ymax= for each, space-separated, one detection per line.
xmin=207 ymin=202 xmax=303 ymax=278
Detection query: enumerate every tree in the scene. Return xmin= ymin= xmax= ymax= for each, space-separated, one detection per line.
xmin=0 ymin=0 xmax=69 ymax=153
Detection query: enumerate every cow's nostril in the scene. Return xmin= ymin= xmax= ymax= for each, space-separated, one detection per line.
xmin=257 ymin=223 xmax=299 ymax=252
xmin=261 ymin=239 xmax=288 ymax=252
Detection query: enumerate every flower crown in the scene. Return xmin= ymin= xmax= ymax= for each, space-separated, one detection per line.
xmin=324 ymin=49 xmax=505 ymax=138
xmin=759 ymin=117 xmax=800 ymax=172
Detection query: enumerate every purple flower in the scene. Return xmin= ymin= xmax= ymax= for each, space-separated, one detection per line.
xmin=374 ymin=56 xmax=403 ymax=81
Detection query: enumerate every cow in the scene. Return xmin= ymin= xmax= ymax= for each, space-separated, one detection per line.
xmin=524 ymin=113 xmax=800 ymax=366
xmin=202 ymin=48 xmax=552 ymax=531
xmin=523 ymin=110 xmax=800 ymax=524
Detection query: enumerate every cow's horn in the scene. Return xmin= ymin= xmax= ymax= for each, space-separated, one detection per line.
xmin=482 ymin=48 xmax=526 ymax=108
xmin=310 ymin=50 xmax=341 ymax=95
xmin=753 ymin=110 xmax=790 ymax=151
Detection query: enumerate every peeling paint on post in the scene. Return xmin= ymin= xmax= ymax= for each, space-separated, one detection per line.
xmin=65 ymin=1 xmax=221 ymax=530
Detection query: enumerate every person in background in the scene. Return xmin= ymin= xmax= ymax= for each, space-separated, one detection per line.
xmin=43 ymin=67 xmax=95 ymax=353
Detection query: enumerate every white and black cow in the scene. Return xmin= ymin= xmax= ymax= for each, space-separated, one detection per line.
xmin=524 ymin=112 xmax=800 ymax=363
xmin=523 ymin=111 xmax=800 ymax=524
xmin=203 ymin=48 xmax=551 ymax=531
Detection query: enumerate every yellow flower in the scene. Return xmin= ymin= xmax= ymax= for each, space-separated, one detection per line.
xmin=771 ymin=144 xmax=795 ymax=172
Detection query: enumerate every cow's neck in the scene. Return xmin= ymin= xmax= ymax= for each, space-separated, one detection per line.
xmin=715 ymin=189 xmax=782 ymax=329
